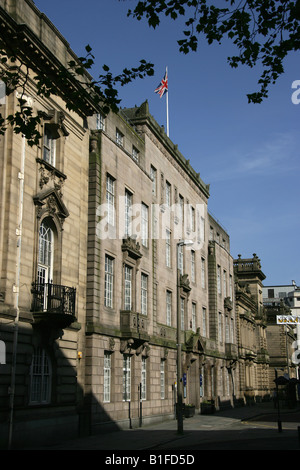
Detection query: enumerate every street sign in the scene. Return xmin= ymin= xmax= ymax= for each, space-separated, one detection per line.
xmin=276 ymin=315 xmax=300 ymax=324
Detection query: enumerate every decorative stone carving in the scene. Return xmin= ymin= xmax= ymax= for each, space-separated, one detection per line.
xmin=180 ymin=274 xmax=191 ymax=292
xmin=122 ymin=237 xmax=142 ymax=260
xmin=33 ymin=187 xmax=69 ymax=229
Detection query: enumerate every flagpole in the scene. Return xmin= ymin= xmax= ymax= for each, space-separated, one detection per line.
xmin=166 ymin=66 xmax=169 ymax=137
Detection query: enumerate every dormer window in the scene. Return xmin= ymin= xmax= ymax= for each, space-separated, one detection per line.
xmin=43 ymin=125 xmax=56 ymax=166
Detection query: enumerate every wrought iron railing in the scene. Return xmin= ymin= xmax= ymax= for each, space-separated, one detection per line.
xmin=31 ymin=282 xmax=76 ymax=317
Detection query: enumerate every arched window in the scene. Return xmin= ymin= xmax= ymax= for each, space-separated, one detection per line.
xmin=38 ymin=221 xmax=53 ymax=284
xmin=29 ymin=347 xmax=52 ymax=404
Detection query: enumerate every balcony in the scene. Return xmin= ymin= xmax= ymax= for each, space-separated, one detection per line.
xmin=120 ymin=310 xmax=150 ymax=343
xmin=31 ymin=282 xmax=76 ymax=328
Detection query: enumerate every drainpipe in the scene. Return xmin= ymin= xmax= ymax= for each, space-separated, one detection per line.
xmin=8 ymin=126 xmax=26 ymax=449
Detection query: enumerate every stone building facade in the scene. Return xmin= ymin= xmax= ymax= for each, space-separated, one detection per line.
xmin=234 ymin=254 xmax=270 ymax=403
xmin=0 ymin=0 xmax=286 ymax=449
xmin=85 ymin=101 xmax=239 ymax=432
xmin=0 ymin=0 xmax=95 ymax=448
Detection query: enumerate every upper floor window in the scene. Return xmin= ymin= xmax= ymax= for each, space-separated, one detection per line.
xmin=124 ymin=265 xmax=132 ymax=310
xmin=192 ymin=302 xmax=196 ymax=332
xmin=165 ymin=181 xmax=171 ymax=207
xmin=116 ymin=128 xmax=124 ymax=147
xmin=191 ymin=250 xmax=195 ymax=283
xmin=43 ymin=126 xmax=56 ymax=166
xmin=141 ymin=273 xmax=148 ymax=315
xmin=106 ymin=174 xmax=115 ymax=226
xmin=141 ymin=203 xmax=148 ymax=247
xmin=217 ymin=265 xmax=221 ymax=294
xmin=96 ymin=113 xmax=105 ymax=130
xmin=132 ymin=146 xmax=139 ymax=162
xmin=166 ymin=229 xmax=171 ymax=268
xmin=125 ymin=190 xmax=133 ymax=237
xmin=166 ymin=290 xmax=172 ymax=326
xmin=104 ymin=255 xmax=114 ymax=308
xmin=201 ymin=257 xmax=206 ymax=289
xmin=150 ymin=165 xmax=157 ymax=195
xmin=38 ymin=221 xmax=54 ymax=284
xmin=178 ymin=244 xmax=183 ymax=275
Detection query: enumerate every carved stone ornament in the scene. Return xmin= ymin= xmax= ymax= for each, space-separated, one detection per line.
xmin=180 ymin=274 xmax=191 ymax=292
xmin=122 ymin=237 xmax=142 ymax=260
xmin=33 ymin=187 xmax=69 ymax=228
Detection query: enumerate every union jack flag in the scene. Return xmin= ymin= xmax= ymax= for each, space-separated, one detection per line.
xmin=154 ymin=70 xmax=168 ymax=98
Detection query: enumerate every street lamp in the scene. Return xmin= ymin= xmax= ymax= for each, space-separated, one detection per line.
xmin=176 ymin=239 xmax=193 ymax=434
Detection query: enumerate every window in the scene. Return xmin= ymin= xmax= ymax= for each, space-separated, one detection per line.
xmin=192 ymin=303 xmax=196 ymax=332
xmin=132 ymin=146 xmax=139 ymax=162
xmin=191 ymin=250 xmax=195 ymax=283
xmin=106 ymin=174 xmax=115 ymax=226
xmin=180 ymin=297 xmax=185 ymax=330
xmin=141 ymin=273 xmax=148 ymax=315
xmin=223 ymin=270 xmax=227 ymax=297
xmin=201 ymin=257 xmax=206 ymax=288
xmin=225 ymin=315 xmax=230 ymax=343
xmin=219 ymin=312 xmax=223 ymax=342
xmin=104 ymin=352 xmax=111 ymax=402
xmin=165 ymin=181 xmax=171 ymax=206
xmin=229 ymin=275 xmax=233 ymax=300
xmin=124 ymin=265 xmax=132 ymax=310
xmin=150 ymin=165 xmax=157 ymax=195
xmin=125 ymin=190 xmax=132 ymax=237
xmin=231 ymin=317 xmax=234 ymax=343
xmin=29 ymin=347 xmax=51 ymax=404
xmin=200 ymin=216 xmax=205 ymax=241
xmin=166 ymin=290 xmax=172 ymax=326
xmin=96 ymin=113 xmax=105 ymax=130
xmin=217 ymin=265 xmax=221 ymax=294
xmin=141 ymin=203 xmax=148 ymax=247
xmin=43 ymin=126 xmax=56 ymax=166
xmin=160 ymin=360 xmax=165 ymax=399
xmin=105 ymin=255 xmax=114 ymax=308
xmin=122 ymin=355 xmax=131 ymax=401
xmin=141 ymin=357 xmax=147 ymax=400
xmin=268 ymin=289 xmax=275 ymax=298
xmin=38 ymin=221 xmax=53 ymax=285
xmin=191 ymin=206 xmax=195 ymax=232
xmin=116 ymin=128 xmax=124 ymax=146
xmin=202 ymin=307 xmax=207 ymax=337
xmin=166 ymin=229 xmax=171 ymax=267
xmin=179 ymin=195 xmax=184 ymax=224
xmin=178 ymin=244 xmax=183 ymax=275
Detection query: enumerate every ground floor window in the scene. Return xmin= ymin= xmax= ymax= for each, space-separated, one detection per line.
xmin=123 ymin=355 xmax=131 ymax=401
xmin=141 ymin=357 xmax=147 ymax=400
xmin=104 ymin=352 xmax=111 ymax=403
xmin=29 ymin=347 xmax=51 ymax=404
xmin=160 ymin=359 xmax=165 ymax=399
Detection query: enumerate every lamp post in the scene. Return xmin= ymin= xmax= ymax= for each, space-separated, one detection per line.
xmin=176 ymin=239 xmax=193 ymax=434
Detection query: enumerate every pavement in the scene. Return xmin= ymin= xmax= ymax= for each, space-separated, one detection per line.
xmin=26 ymin=402 xmax=300 ymax=451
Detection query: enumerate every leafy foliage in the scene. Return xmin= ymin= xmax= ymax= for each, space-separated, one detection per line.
xmin=128 ymin=0 xmax=300 ymax=102
xmin=0 ymin=40 xmax=154 ymax=145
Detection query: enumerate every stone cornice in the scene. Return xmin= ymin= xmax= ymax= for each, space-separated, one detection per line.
xmin=0 ymin=5 xmax=98 ymax=117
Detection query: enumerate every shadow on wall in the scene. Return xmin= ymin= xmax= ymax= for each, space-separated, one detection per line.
xmin=0 ymin=322 xmax=120 ymax=450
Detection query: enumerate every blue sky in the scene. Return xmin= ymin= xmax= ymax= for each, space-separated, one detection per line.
xmin=34 ymin=0 xmax=300 ymax=286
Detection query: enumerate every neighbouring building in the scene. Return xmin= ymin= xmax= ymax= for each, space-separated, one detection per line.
xmin=234 ymin=254 xmax=270 ymax=404
xmin=263 ymin=283 xmax=299 ymax=390
xmin=0 ymin=0 xmax=96 ymax=448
